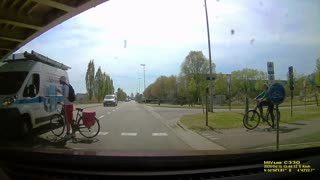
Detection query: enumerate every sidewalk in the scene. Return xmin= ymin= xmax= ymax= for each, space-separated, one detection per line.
xmin=178 ymin=119 xmax=320 ymax=150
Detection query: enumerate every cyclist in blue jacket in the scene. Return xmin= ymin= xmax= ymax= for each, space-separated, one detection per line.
xmin=255 ymin=83 xmax=275 ymax=128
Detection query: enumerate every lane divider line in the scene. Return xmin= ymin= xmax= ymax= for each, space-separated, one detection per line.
xmin=99 ymin=115 xmax=104 ymax=119
xmin=152 ymin=133 xmax=168 ymax=136
xmin=121 ymin=132 xmax=137 ymax=136
xmin=98 ymin=132 xmax=109 ymax=136
xmin=208 ymin=137 xmax=220 ymax=140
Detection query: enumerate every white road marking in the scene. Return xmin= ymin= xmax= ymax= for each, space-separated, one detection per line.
xmin=201 ymin=133 xmax=211 ymax=136
xmin=112 ymin=110 xmax=115 ymax=112
xmin=152 ymin=133 xmax=168 ymax=136
xmin=98 ymin=132 xmax=109 ymax=136
xmin=208 ymin=137 xmax=220 ymax=140
xmin=107 ymin=112 xmax=111 ymax=115
xmin=75 ymin=131 xmax=109 ymax=136
xmin=205 ymin=135 xmax=217 ymax=138
xmin=203 ymin=134 xmax=220 ymax=140
xmin=121 ymin=132 xmax=137 ymax=136
xmin=99 ymin=115 xmax=104 ymax=119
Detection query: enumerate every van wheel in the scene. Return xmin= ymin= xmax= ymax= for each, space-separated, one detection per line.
xmin=20 ymin=115 xmax=32 ymax=137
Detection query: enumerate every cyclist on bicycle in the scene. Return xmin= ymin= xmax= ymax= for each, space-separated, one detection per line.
xmin=255 ymin=83 xmax=275 ymax=128
xmin=57 ymin=76 xmax=75 ymax=139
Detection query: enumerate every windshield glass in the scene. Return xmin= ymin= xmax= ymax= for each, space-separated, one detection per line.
xmin=0 ymin=72 xmax=28 ymax=94
xmin=105 ymin=95 xmax=114 ymax=99
xmin=0 ymin=0 xmax=320 ymax=158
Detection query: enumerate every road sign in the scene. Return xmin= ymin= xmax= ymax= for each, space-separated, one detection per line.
xmin=269 ymin=83 xmax=286 ymax=105
xmin=267 ymin=62 xmax=274 ymax=74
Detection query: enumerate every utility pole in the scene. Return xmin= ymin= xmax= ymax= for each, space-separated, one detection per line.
xmin=138 ymin=78 xmax=141 ymax=94
xmin=141 ymin=64 xmax=146 ymax=103
xmin=204 ymin=0 xmax=214 ymax=112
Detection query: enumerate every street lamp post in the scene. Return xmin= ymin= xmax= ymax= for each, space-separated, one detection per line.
xmin=204 ymin=0 xmax=214 ymax=112
xmin=141 ymin=64 xmax=146 ymax=103
xmin=138 ymin=78 xmax=141 ymax=94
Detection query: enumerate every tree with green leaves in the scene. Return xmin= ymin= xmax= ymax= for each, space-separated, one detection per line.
xmin=94 ymin=67 xmax=104 ymax=102
xmin=103 ymin=73 xmax=113 ymax=95
xmin=177 ymin=75 xmax=188 ymax=105
xmin=188 ymin=77 xmax=197 ymax=104
xmin=152 ymin=76 xmax=167 ymax=100
xmin=180 ymin=51 xmax=215 ymax=104
xmin=116 ymin=88 xmax=127 ymax=101
xmin=85 ymin=60 xmax=95 ymax=100
xmin=213 ymin=73 xmax=227 ymax=95
xmin=231 ymin=68 xmax=266 ymax=98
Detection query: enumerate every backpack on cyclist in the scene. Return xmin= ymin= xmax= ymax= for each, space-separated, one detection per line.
xmin=68 ymin=84 xmax=76 ymax=102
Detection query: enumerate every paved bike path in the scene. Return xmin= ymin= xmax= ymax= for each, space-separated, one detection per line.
xmin=186 ymin=119 xmax=320 ymax=150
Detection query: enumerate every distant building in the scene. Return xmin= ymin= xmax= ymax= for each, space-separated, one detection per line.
xmin=76 ymin=93 xmax=88 ymax=101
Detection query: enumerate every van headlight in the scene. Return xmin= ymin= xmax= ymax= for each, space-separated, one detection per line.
xmin=2 ymin=97 xmax=15 ymax=106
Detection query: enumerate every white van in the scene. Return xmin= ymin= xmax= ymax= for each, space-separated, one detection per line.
xmin=103 ymin=94 xmax=118 ymax=107
xmin=0 ymin=51 xmax=70 ymax=137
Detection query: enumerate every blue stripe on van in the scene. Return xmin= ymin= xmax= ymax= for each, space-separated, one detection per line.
xmin=14 ymin=96 xmax=63 ymax=104
xmin=15 ymin=97 xmax=43 ymax=104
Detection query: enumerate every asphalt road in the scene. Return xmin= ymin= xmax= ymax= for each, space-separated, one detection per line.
xmin=15 ymin=101 xmax=224 ymax=151
xmin=3 ymin=102 xmax=317 ymax=151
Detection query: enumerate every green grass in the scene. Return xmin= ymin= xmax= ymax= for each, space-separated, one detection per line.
xmin=279 ymin=106 xmax=320 ymax=123
xmin=180 ymin=111 xmax=244 ymax=131
xmin=147 ymin=104 xmax=204 ymax=109
xmin=147 ymin=101 xmax=318 ymax=110
xmin=180 ymin=106 xmax=320 ymax=131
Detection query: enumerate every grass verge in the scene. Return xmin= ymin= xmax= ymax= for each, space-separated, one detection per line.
xmin=180 ymin=111 xmax=244 ymax=131
xmin=180 ymin=106 xmax=320 ymax=131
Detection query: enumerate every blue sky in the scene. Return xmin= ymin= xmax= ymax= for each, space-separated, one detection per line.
xmin=15 ymin=0 xmax=320 ymax=94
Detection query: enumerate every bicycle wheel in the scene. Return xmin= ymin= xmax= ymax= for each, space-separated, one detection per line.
xmin=243 ymin=110 xmax=260 ymax=130
xmin=265 ymin=112 xmax=274 ymax=128
xmin=50 ymin=114 xmax=65 ymax=136
xmin=266 ymin=108 xmax=281 ymax=128
xmin=77 ymin=117 xmax=100 ymax=138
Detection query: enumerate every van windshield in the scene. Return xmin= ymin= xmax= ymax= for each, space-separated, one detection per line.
xmin=0 ymin=72 xmax=28 ymax=94
xmin=105 ymin=95 xmax=114 ymax=99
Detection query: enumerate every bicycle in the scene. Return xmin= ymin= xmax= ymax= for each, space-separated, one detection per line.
xmin=50 ymin=103 xmax=100 ymax=138
xmin=243 ymin=101 xmax=280 ymax=130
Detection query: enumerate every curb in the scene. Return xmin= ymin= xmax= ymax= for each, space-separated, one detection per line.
xmin=174 ymin=119 xmax=226 ymax=150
